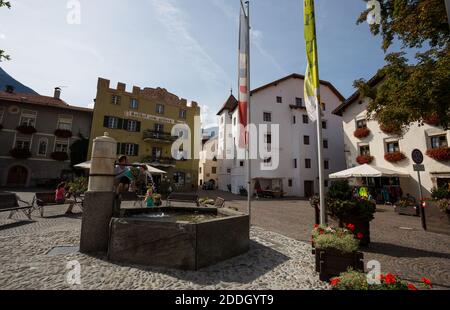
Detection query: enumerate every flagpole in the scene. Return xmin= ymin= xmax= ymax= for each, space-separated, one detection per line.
xmin=245 ymin=0 xmax=252 ymax=220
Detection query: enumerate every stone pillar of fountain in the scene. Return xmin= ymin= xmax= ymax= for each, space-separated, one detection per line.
xmin=80 ymin=132 xmax=117 ymax=254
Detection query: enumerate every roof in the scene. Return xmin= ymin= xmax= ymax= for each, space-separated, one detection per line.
xmin=0 ymin=91 xmax=92 ymax=113
xmin=0 ymin=67 xmax=38 ymax=95
xmin=332 ymin=73 xmax=384 ymax=116
xmin=216 ymin=94 xmax=238 ymax=115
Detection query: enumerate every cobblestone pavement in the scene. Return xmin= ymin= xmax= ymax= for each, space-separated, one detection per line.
xmin=200 ymin=190 xmax=450 ymax=289
xmin=0 ymin=192 xmax=328 ymax=290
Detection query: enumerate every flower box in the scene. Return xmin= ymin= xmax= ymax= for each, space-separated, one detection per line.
xmin=354 ymin=127 xmax=371 ymax=139
xmin=51 ymin=152 xmax=69 ymax=161
xmin=316 ymin=248 xmax=364 ymax=282
xmin=426 ymin=147 xmax=450 ymax=161
xmin=54 ymin=129 xmax=72 ymax=138
xmin=356 ymin=155 xmax=374 ymax=165
xmin=380 ymin=124 xmax=402 ymax=135
xmin=423 ymin=115 xmax=440 ymax=126
xmin=384 ymin=151 xmax=406 ymax=163
xmin=341 ymin=218 xmax=371 ymax=246
xmin=16 ymin=125 xmax=37 ymax=135
xmin=10 ymin=148 xmax=32 ymax=159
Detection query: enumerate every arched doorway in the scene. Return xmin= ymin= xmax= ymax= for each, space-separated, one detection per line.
xmin=7 ymin=166 xmax=29 ymax=187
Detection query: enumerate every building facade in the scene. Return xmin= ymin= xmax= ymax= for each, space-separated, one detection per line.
xmin=333 ymin=76 xmax=450 ymax=200
xmin=198 ymin=136 xmax=218 ymax=188
xmin=89 ymin=78 xmax=201 ymax=192
xmin=0 ymin=87 xmax=92 ymax=187
xmin=217 ymin=74 xmax=346 ymax=197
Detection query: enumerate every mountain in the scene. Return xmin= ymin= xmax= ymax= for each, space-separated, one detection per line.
xmin=0 ymin=66 xmax=38 ymax=94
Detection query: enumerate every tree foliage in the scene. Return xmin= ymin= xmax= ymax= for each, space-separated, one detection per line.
xmin=0 ymin=0 xmax=11 ymax=62
xmin=70 ymin=133 xmax=89 ymax=167
xmin=355 ymin=0 xmax=450 ymax=130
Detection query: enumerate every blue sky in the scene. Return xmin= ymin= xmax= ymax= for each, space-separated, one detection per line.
xmin=0 ymin=0 xmax=394 ymax=127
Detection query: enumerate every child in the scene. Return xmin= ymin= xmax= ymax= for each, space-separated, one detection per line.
xmin=144 ymin=187 xmax=154 ymax=208
xmin=55 ymin=182 xmax=75 ymax=215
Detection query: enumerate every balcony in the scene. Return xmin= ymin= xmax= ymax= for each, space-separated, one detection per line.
xmin=142 ymin=156 xmax=176 ymax=167
xmin=143 ymin=130 xmax=177 ymax=143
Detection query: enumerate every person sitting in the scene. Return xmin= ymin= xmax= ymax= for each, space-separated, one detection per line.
xmin=55 ymin=182 xmax=76 ymax=215
xmin=114 ymin=155 xmax=131 ymax=194
xmin=144 ymin=187 xmax=154 ymax=208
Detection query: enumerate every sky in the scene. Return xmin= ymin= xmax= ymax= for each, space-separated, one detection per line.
xmin=0 ymin=0 xmax=400 ymax=127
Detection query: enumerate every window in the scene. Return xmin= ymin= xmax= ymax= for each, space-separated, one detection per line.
xmin=155 ymin=123 xmax=164 ymax=132
xmin=360 ymin=145 xmax=371 ymax=156
xmin=57 ymin=115 xmax=73 ymax=130
xmin=227 ymin=168 xmax=231 ymax=174
xmin=179 ymin=109 xmax=187 ymax=119
xmin=322 ymin=121 xmax=327 ymax=130
xmin=125 ymin=144 xmax=137 ymax=156
xmin=156 ymin=104 xmax=165 ymax=114
xmin=108 ymin=117 xmax=119 ymax=129
xmin=37 ymin=138 xmax=48 ymax=156
xmin=386 ymin=141 xmax=400 ymax=153
xmin=20 ymin=110 xmax=37 ymax=127
xmin=199 ymin=167 xmax=202 ymax=173
xmin=15 ymin=139 xmax=31 ymax=150
xmin=276 ymin=96 xmax=282 ymax=103
xmin=127 ymin=120 xmax=137 ymax=132
xmin=324 ymin=160 xmax=330 ymax=170
xmin=305 ymin=159 xmax=312 ymax=169
xmin=263 ymin=112 xmax=272 ymax=122
xmin=212 ymin=167 xmax=217 ymax=174
xmin=304 ymin=135 xmax=310 ymax=145
xmin=293 ymin=116 xmax=296 ymax=124
xmin=303 ymin=115 xmax=309 ymax=124
xmin=240 ymin=161 xmax=244 ymax=167
xmin=356 ymin=119 xmax=367 ymax=129
xmin=431 ymin=135 xmax=448 ymax=149
xmin=55 ymin=140 xmax=69 ymax=153
xmin=130 ymin=99 xmax=139 ymax=109
xmin=263 ymin=157 xmax=272 ymax=167
xmin=112 ymin=95 xmax=121 ymax=105
xmin=296 ymin=97 xmax=303 ymax=107
xmin=323 ymin=140 xmax=329 ymax=149
xmin=152 ymin=147 xmax=162 ymax=158
xmin=173 ymin=172 xmax=186 ymax=186
xmin=288 ymin=179 xmax=293 ymax=187
xmin=294 ymin=158 xmax=298 ymax=169
xmin=265 ymin=134 xmax=272 ymax=144
xmin=324 ymin=180 xmax=329 ymax=188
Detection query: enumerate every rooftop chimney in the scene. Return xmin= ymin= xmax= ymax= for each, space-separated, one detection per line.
xmin=54 ymin=87 xmax=61 ymax=99
xmin=5 ymin=85 xmax=14 ymax=93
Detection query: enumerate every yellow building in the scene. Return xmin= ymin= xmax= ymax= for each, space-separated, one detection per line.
xmin=89 ymin=78 xmax=200 ymax=192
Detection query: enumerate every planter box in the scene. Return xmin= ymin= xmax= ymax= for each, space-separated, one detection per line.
xmin=424 ymin=201 xmax=450 ymax=236
xmin=315 ymin=248 xmax=364 ymax=282
xmin=395 ymin=204 xmax=419 ymax=217
xmin=335 ymin=216 xmax=371 ymax=246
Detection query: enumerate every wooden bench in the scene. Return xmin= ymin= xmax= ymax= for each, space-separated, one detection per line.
xmin=32 ymin=192 xmax=84 ymax=217
xmin=0 ymin=192 xmax=33 ymax=220
xmin=166 ymin=192 xmax=200 ymax=207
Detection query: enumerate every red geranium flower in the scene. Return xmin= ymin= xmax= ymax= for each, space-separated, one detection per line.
xmin=357 ymin=233 xmax=364 ymax=239
xmin=319 ymin=230 xmax=325 ymax=235
xmin=314 ymin=224 xmax=319 ymax=229
xmin=330 ymin=278 xmax=340 ymax=287
xmin=346 ymin=223 xmax=356 ymax=231
xmin=384 ymin=273 xmax=396 ymax=285
xmin=408 ymin=284 xmax=418 ymax=291
xmin=421 ymin=277 xmax=432 ymax=288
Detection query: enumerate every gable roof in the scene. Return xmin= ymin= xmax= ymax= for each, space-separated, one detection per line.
xmin=216 ymin=94 xmax=238 ymax=115
xmin=0 ymin=91 xmax=92 ymax=113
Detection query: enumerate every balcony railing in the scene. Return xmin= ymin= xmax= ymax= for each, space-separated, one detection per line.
xmin=143 ymin=130 xmax=177 ymax=143
xmin=142 ymin=156 xmax=176 ymax=167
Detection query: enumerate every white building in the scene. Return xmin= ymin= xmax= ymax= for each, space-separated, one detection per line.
xmin=217 ymin=74 xmax=346 ymax=197
xmin=333 ymin=75 xmax=450 ymax=201
xmin=198 ymin=136 xmax=218 ymax=188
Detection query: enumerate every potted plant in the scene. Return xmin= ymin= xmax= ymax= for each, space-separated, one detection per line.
xmin=312 ymin=225 xmax=364 ymax=282
xmin=380 ymin=124 xmax=402 ymax=135
xmin=51 ymin=152 xmax=69 ymax=161
xmin=356 ymin=155 xmax=374 ymax=165
xmin=395 ymin=197 xmax=420 ymax=216
xmin=16 ymin=125 xmax=37 ymax=135
xmin=54 ymin=129 xmax=73 ymax=138
xmin=384 ymin=151 xmax=406 ymax=163
xmin=327 ymin=181 xmax=376 ymax=245
xmin=426 ymin=147 xmax=450 ymax=161
xmin=354 ymin=127 xmax=371 ymax=139
xmin=10 ymin=147 xmax=32 ymax=159
xmin=330 ymin=269 xmax=433 ymax=290
xmin=423 ymin=114 xmax=440 ymax=126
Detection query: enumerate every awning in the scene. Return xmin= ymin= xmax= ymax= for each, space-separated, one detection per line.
xmin=73 ymin=161 xmax=166 ymax=175
xmin=329 ymin=164 xmax=410 ymax=179
xmin=74 ymin=160 xmax=91 ymax=170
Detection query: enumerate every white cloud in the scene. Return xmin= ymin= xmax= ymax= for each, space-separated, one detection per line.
xmin=0 ymin=33 xmax=5 ymax=40
xmin=251 ymin=29 xmax=286 ymax=75
xmin=199 ymin=103 xmax=218 ymax=128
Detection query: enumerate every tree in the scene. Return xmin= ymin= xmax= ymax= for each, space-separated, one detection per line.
xmin=0 ymin=0 xmax=11 ymax=62
xmin=355 ymin=0 xmax=450 ymax=130
xmin=70 ymin=133 xmax=89 ymax=167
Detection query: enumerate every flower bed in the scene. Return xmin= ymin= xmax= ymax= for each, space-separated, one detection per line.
xmin=330 ymin=269 xmax=433 ymax=290
xmin=356 ymin=155 xmax=374 ymax=165
xmin=54 ymin=129 xmax=72 ymax=138
xmin=354 ymin=128 xmax=371 ymax=139
xmin=16 ymin=125 xmax=37 ymax=135
xmin=10 ymin=148 xmax=32 ymax=159
xmin=426 ymin=147 xmax=450 ymax=161
xmin=50 ymin=152 xmax=69 ymax=161
xmin=384 ymin=151 xmax=406 ymax=163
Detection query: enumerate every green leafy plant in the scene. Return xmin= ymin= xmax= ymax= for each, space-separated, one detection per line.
xmin=431 ymin=187 xmax=450 ymax=200
xmin=67 ymin=177 xmax=88 ymax=194
xmin=312 ymin=225 xmax=360 ymax=254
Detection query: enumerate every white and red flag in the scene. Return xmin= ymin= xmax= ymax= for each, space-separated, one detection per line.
xmin=238 ymin=0 xmax=250 ymax=148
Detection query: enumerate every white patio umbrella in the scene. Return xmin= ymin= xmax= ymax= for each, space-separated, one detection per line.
xmin=74 ymin=161 xmax=166 ymax=175
xmin=329 ymin=164 xmax=410 ymax=179
xmin=74 ymin=160 xmax=91 ymax=170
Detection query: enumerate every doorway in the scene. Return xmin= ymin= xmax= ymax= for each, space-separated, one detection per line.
xmin=7 ymin=165 xmax=29 ymax=187
xmin=304 ymin=180 xmax=314 ymax=198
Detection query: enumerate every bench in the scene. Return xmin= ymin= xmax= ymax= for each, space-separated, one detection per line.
xmin=0 ymin=192 xmax=33 ymax=220
xmin=167 ymin=192 xmax=200 ymax=207
xmin=32 ymin=192 xmax=84 ymax=218
xmin=118 ymin=191 xmax=144 ymax=209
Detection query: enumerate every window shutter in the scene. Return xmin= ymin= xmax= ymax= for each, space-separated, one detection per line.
xmin=136 ymin=121 xmax=141 ymax=132
xmin=104 ymin=116 xmax=109 ymax=128
xmin=120 ymin=143 xmax=126 ymax=155
xmin=134 ymin=144 xmax=139 ymax=156
xmin=116 ymin=143 xmax=121 ymax=155
xmin=117 ymin=118 xmax=123 ymax=129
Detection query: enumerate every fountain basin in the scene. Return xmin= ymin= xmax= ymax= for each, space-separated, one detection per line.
xmin=107 ymin=206 xmax=250 ymax=270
